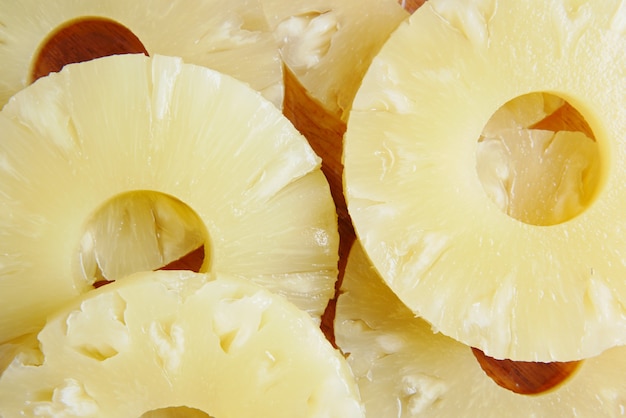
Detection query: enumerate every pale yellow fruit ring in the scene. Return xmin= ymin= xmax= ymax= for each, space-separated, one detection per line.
xmin=0 ymin=270 xmax=364 ymax=417
xmin=0 ymin=0 xmax=283 ymax=107
xmin=0 ymin=54 xmax=338 ymax=343
xmin=343 ymin=0 xmax=626 ymax=361
xmin=335 ymin=242 xmax=626 ymax=417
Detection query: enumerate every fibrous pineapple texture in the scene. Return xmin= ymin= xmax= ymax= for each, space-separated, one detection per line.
xmin=343 ymin=0 xmax=626 ymax=361
xmin=0 ymin=0 xmax=283 ymax=107
xmin=262 ymin=0 xmax=409 ymax=119
xmin=0 ymin=270 xmax=364 ymax=418
xmin=0 ymin=54 xmax=339 ymax=343
xmin=335 ymin=242 xmax=626 ymax=417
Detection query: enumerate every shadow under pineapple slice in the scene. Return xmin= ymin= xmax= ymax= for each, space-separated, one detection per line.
xmin=343 ymin=0 xmax=626 ymax=361
xmin=335 ymin=242 xmax=626 ymax=417
xmin=0 ymin=270 xmax=364 ymax=418
xmin=0 ymin=0 xmax=283 ymax=108
xmin=0 ymin=53 xmax=339 ymax=344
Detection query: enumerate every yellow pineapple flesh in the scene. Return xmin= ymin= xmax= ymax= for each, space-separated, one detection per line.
xmin=0 ymin=53 xmax=339 ymax=344
xmin=343 ymin=0 xmax=626 ymax=361
xmin=0 ymin=270 xmax=364 ymax=418
xmin=335 ymin=242 xmax=626 ymax=417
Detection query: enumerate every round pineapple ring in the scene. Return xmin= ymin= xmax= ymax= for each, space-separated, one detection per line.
xmin=0 ymin=53 xmax=339 ymax=343
xmin=335 ymin=243 xmax=626 ymax=417
xmin=0 ymin=0 xmax=283 ymax=107
xmin=343 ymin=0 xmax=626 ymax=361
xmin=0 ymin=270 xmax=364 ymax=418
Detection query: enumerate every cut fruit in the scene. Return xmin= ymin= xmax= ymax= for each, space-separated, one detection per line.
xmin=0 ymin=53 xmax=339 ymax=343
xmin=0 ymin=0 xmax=283 ymax=107
xmin=335 ymin=242 xmax=626 ymax=417
xmin=0 ymin=270 xmax=364 ymax=418
xmin=343 ymin=0 xmax=626 ymax=361
xmin=261 ymin=0 xmax=408 ymax=119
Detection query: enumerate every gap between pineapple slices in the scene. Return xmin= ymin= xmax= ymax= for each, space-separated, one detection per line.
xmin=279 ymin=1 xmax=426 ymax=346
xmin=334 ymin=242 xmax=626 ymax=418
xmin=343 ymin=0 xmax=626 ymax=362
xmin=0 ymin=269 xmax=365 ymax=418
xmin=0 ymin=53 xmax=340 ymax=344
xmin=0 ymin=0 xmax=284 ymax=108
xmin=260 ymin=0 xmax=409 ymax=120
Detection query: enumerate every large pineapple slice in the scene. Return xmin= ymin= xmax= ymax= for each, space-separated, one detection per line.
xmin=0 ymin=0 xmax=283 ymax=107
xmin=0 ymin=270 xmax=364 ymax=417
xmin=261 ymin=0 xmax=409 ymax=119
xmin=335 ymin=242 xmax=626 ymax=417
xmin=0 ymin=53 xmax=339 ymax=343
xmin=343 ymin=0 xmax=626 ymax=361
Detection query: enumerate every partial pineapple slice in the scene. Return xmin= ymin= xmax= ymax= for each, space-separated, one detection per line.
xmin=0 ymin=53 xmax=339 ymax=343
xmin=343 ymin=0 xmax=626 ymax=361
xmin=0 ymin=0 xmax=283 ymax=107
xmin=335 ymin=242 xmax=626 ymax=417
xmin=0 ymin=270 xmax=364 ymax=418
xmin=262 ymin=0 xmax=408 ymax=119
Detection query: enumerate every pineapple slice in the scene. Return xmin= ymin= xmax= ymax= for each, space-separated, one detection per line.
xmin=0 ymin=0 xmax=283 ymax=108
xmin=343 ymin=0 xmax=626 ymax=361
xmin=0 ymin=270 xmax=364 ymax=418
xmin=262 ymin=0 xmax=409 ymax=119
xmin=335 ymin=242 xmax=626 ymax=417
xmin=0 ymin=53 xmax=339 ymax=343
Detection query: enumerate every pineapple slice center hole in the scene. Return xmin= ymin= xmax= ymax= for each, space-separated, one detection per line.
xmin=471 ymin=347 xmax=581 ymax=395
xmin=476 ymin=92 xmax=601 ymax=226
xmin=30 ymin=16 xmax=148 ymax=83
xmin=76 ymin=190 xmax=210 ymax=289
xmin=140 ymin=406 xmax=213 ymax=418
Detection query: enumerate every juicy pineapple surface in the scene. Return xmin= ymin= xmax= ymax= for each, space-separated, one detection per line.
xmin=335 ymin=242 xmax=626 ymax=417
xmin=0 ymin=270 xmax=364 ymax=418
xmin=261 ymin=0 xmax=408 ymax=119
xmin=343 ymin=0 xmax=626 ymax=361
xmin=0 ymin=53 xmax=339 ymax=343
xmin=0 ymin=0 xmax=283 ymax=107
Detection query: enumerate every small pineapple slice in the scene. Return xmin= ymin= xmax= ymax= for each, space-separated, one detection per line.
xmin=335 ymin=242 xmax=626 ymax=417
xmin=262 ymin=0 xmax=409 ymax=119
xmin=0 ymin=53 xmax=339 ymax=343
xmin=0 ymin=0 xmax=283 ymax=107
xmin=343 ymin=0 xmax=626 ymax=361
xmin=0 ymin=270 xmax=364 ymax=418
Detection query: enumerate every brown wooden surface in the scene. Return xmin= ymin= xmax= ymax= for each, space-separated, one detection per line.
xmin=31 ymin=17 xmax=148 ymax=83
xmin=400 ymin=0 xmax=428 ymax=14
xmin=283 ymin=67 xmax=355 ymax=347
xmin=472 ymin=348 xmax=580 ymax=394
